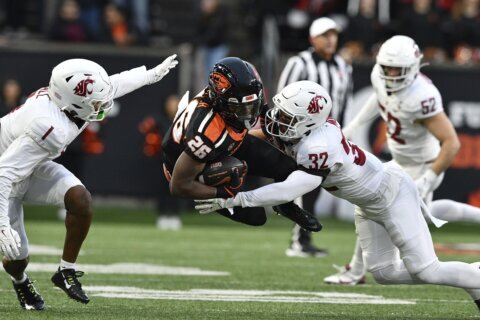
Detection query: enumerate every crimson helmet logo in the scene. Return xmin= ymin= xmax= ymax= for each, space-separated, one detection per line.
xmin=307 ymin=95 xmax=325 ymax=114
xmin=73 ymin=78 xmax=94 ymax=97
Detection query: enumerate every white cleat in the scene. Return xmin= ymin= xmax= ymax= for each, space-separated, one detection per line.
xmin=323 ymin=264 xmax=366 ymax=285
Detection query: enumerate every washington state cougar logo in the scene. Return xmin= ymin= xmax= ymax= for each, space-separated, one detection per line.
xmin=73 ymin=78 xmax=94 ymax=97
xmin=210 ymin=72 xmax=231 ymax=94
xmin=307 ymin=95 xmax=326 ymax=114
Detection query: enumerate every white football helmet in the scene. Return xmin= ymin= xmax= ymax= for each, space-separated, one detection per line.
xmin=266 ymin=81 xmax=332 ymax=141
xmin=375 ymin=35 xmax=423 ymax=92
xmin=48 ymin=59 xmax=114 ymax=121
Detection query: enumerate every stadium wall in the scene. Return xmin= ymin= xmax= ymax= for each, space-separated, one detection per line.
xmin=1 ymin=46 xmax=479 ymax=205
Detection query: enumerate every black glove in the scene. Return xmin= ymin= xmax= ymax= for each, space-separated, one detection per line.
xmin=215 ymin=163 xmax=247 ymax=198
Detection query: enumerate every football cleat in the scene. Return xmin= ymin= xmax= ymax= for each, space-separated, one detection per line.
xmin=324 ymin=264 xmax=366 ymax=285
xmin=475 ymin=299 xmax=480 ymax=312
xmin=12 ymin=277 xmax=45 ymax=310
xmin=51 ymin=268 xmax=90 ymax=304
xmin=273 ymin=202 xmax=322 ymax=232
xmin=285 ymin=241 xmax=328 ymax=258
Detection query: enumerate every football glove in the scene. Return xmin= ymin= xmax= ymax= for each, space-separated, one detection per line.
xmin=146 ymin=54 xmax=179 ymax=84
xmin=0 ymin=225 xmax=21 ymax=260
xmin=215 ymin=165 xmax=246 ymax=198
xmin=195 ymin=198 xmax=237 ymax=214
xmin=415 ymin=169 xmax=439 ymax=200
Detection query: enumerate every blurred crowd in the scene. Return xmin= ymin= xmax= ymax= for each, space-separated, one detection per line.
xmin=0 ymin=0 xmax=479 ymax=65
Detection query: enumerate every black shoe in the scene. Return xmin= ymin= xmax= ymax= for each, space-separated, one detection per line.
xmin=475 ymin=299 xmax=480 ymax=311
xmin=12 ymin=277 xmax=45 ymax=310
xmin=285 ymin=240 xmax=328 ymax=257
xmin=51 ymin=268 xmax=90 ymax=304
xmin=273 ymin=202 xmax=322 ymax=232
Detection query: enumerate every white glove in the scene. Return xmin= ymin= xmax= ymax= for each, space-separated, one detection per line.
xmin=0 ymin=226 xmax=21 ymax=260
xmin=415 ymin=169 xmax=439 ymax=200
xmin=194 ymin=198 xmax=236 ymax=214
xmin=146 ymin=54 xmax=179 ymax=84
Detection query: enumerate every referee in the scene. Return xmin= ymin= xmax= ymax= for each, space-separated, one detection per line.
xmin=277 ymin=17 xmax=355 ymax=258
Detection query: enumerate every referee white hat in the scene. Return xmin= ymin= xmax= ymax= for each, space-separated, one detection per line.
xmin=309 ymin=17 xmax=341 ymax=38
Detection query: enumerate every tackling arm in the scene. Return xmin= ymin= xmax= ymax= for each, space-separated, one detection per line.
xmin=195 ymin=170 xmax=323 ymax=214
xmin=235 ymin=170 xmax=323 ymax=207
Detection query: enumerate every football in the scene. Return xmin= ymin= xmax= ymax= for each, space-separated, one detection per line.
xmin=198 ymin=156 xmax=247 ymax=187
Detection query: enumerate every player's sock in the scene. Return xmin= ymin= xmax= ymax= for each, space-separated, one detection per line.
xmin=60 ymin=259 xmax=76 ymax=271
xmin=348 ymin=238 xmax=366 ymax=276
xmin=11 ymin=273 xmax=27 ymax=284
xmin=430 ymin=200 xmax=480 ymax=224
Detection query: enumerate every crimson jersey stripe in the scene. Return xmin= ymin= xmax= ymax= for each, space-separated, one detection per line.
xmin=41 ymin=126 xmax=54 ymax=140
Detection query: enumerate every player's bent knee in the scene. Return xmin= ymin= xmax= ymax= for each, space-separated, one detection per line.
xmin=371 ymin=265 xmax=405 ymax=285
xmin=64 ymin=185 xmax=92 ymax=216
xmin=414 ymin=261 xmax=442 ymax=284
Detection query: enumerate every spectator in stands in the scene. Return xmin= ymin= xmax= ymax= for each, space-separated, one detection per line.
xmin=193 ymin=0 xmax=229 ymax=92
xmin=398 ymin=0 xmax=448 ymax=62
xmin=49 ymin=0 xmax=92 ymax=43
xmin=0 ymin=79 xmax=24 ymax=117
xmin=444 ymin=0 xmax=480 ymax=64
xmin=342 ymin=0 xmax=388 ymax=61
xmin=77 ymin=0 xmax=107 ymax=39
xmin=112 ymin=0 xmax=150 ymax=39
xmin=99 ymin=3 xmax=136 ymax=46
xmin=138 ymin=94 xmax=189 ymax=230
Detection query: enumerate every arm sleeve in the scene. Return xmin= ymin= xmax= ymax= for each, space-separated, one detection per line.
xmin=0 ymin=136 xmax=50 ymax=226
xmin=234 ymin=170 xmax=323 ymax=207
xmin=342 ymin=92 xmax=378 ymax=138
xmin=109 ymin=66 xmax=150 ymax=99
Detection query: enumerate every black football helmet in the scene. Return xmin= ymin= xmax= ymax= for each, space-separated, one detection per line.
xmin=208 ymin=57 xmax=264 ymax=130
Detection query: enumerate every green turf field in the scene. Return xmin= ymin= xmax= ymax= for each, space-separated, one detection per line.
xmin=0 ymin=205 xmax=479 ymax=319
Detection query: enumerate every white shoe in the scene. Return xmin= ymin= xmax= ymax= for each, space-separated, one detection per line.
xmin=285 ymin=241 xmax=328 ymax=258
xmin=323 ymin=264 xmax=366 ymax=285
xmin=156 ymin=216 xmax=182 ymax=231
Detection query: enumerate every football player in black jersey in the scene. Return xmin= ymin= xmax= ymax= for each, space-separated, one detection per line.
xmin=161 ymin=57 xmax=321 ymax=231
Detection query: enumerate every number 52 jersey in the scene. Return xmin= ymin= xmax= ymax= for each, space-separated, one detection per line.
xmin=371 ymin=65 xmax=443 ymax=165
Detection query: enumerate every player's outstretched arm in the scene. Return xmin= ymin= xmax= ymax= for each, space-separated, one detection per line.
xmin=145 ymin=54 xmax=178 ymax=84
xmin=195 ymin=170 xmax=323 ymax=214
xmin=110 ymin=54 xmax=179 ymax=99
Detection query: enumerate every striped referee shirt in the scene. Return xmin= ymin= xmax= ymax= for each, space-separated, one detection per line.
xmin=277 ymin=48 xmax=353 ymax=125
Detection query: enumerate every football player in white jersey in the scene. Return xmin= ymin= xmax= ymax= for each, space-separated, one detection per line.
xmin=195 ymin=80 xmax=480 ymax=312
xmin=0 ymin=54 xmax=178 ymax=310
xmin=324 ymin=35 xmax=480 ymax=285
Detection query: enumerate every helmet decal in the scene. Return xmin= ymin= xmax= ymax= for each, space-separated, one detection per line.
xmin=211 ymin=72 xmax=231 ymax=94
xmin=307 ymin=95 xmax=326 ymax=114
xmin=73 ymin=78 xmax=94 ymax=97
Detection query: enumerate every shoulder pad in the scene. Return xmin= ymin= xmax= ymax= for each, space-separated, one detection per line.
xmin=24 ymin=117 xmax=66 ymax=154
xmin=402 ymin=77 xmax=443 ymax=114
xmin=296 ymin=129 xmax=343 ymax=171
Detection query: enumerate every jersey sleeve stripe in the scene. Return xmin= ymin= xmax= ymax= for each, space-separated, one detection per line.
xmin=41 ymin=126 xmax=54 ymax=140
xmin=203 ymin=113 xmax=226 ymax=143
xmin=198 ymin=109 xmax=214 ymax=133
xmin=214 ymin=130 xmax=229 ymax=148
xmin=226 ymin=126 xmax=247 ymax=142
